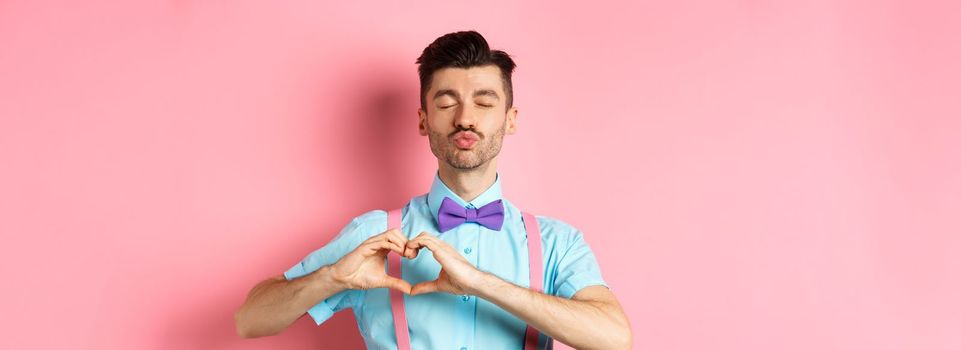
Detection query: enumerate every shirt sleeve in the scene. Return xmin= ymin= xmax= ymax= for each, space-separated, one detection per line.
xmin=551 ymin=227 xmax=609 ymax=299
xmin=283 ymin=210 xmax=384 ymax=325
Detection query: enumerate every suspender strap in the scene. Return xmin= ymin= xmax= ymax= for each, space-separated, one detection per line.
xmin=386 ymin=208 xmax=546 ymax=350
xmin=387 ymin=209 xmax=411 ymax=350
xmin=521 ymin=212 xmax=543 ymax=350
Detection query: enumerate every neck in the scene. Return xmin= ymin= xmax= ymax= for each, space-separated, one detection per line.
xmin=437 ymin=158 xmax=498 ymax=203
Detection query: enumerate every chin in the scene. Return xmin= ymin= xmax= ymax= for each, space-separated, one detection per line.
xmin=447 ymin=157 xmax=484 ymax=170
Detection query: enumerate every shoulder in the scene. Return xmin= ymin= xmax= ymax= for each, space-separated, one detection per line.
xmin=338 ymin=196 xmax=421 ymax=241
xmin=336 ymin=209 xmax=388 ymax=242
xmin=532 ymin=214 xmax=582 ymax=239
xmin=504 ymin=198 xmax=587 ymax=245
xmin=526 ymin=213 xmax=594 ymax=253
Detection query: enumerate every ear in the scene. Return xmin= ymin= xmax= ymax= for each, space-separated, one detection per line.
xmin=505 ymin=106 xmax=518 ymax=135
xmin=417 ymin=107 xmax=428 ymax=136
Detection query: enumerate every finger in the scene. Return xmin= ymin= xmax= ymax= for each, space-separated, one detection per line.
xmin=405 ymin=238 xmax=439 ymax=253
xmin=410 ymin=280 xmax=440 ymax=296
xmin=365 ymin=228 xmax=401 ymax=244
xmin=406 ymin=231 xmax=437 ymax=246
xmin=404 ymin=232 xmax=427 ymax=257
xmin=381 ymin=231 xmax=410 ymax=257
xmin=367 ymin=229 xmax=415 ymax=258
xmin=385 ymin=229 xmax=414 ymax=258
xmin=408 ymin=233 xmax=450 ymax=253
xmin=362 ymin=240 xmax=405 ymax=257
xmin=408 ymin=239 xmax=457 ymax=267
xmin=382 ymin=276 xmax=412 ymax=295
xmin=414 ymin=231 xmax=444 ymax=244
xmin=407 ymin=237 xmax=466 ymax=267
xmin=387 ymin=228 xmax=409 ymax=243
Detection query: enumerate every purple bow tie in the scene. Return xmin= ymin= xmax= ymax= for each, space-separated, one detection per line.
xmin=437 ymin=197 xmax=505 ymax=233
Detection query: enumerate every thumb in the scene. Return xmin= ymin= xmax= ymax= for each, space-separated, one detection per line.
xmin=410 ymin=280 xmax=440 ymax=296
xmin=382 ymin=276 xmax=412 ymax=295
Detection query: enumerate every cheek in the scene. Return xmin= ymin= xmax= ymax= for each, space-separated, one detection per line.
xmin=429 ymin=114 xmax=457 ymax=131
xmin=425 ymin=120 xmax=443 ymax=134
xmin=425 ymin=123 xmax=448 ymax=140
xmin=481 ymin=112 xmax=507 ymax=129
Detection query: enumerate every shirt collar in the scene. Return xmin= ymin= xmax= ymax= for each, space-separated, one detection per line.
xmin=427 ymin=170 xmax=503 ymax=225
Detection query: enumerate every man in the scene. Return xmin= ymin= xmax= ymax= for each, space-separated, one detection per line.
xmin=234 ymin=30 xmax=632 ymax=349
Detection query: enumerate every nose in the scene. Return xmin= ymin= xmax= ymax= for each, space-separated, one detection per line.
xmin=453 ymin=105 xmax=477 ymax=130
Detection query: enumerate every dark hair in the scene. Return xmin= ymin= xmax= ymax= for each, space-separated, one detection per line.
xmin=416 ymin=30 xmax=517 ymax=111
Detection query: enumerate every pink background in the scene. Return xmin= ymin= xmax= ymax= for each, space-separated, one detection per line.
xmin=2 ymin=1 xmax=959 ymax=349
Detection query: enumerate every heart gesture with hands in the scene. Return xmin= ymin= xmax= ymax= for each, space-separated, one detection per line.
xmin=405 ymin=232 xmax=486 ymax=296
xmin=329 ymin=228 xmax=485 ymax=297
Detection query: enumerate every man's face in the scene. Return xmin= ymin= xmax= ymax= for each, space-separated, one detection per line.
xmin=418 ymin=65 xmax=518 ymax=170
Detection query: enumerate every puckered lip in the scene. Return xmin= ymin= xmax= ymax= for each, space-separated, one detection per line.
xmin=452 ymin=131 xmax=480 ymax=141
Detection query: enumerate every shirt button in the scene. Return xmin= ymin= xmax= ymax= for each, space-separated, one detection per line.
xmin=461 ymin=347 xmax=468 ymax=350
xmin=462 ymin=295 xmax=469 ymax=301
xmin=463 ymin=247 xmax=472 ymax=254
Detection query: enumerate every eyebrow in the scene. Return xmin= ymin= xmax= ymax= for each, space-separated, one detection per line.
xmin=432 ymin=89 xmax=501 ymax=101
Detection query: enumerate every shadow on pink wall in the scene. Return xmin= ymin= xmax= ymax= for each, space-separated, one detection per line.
xmin=164 ymin=59 xmax=423 ymax=349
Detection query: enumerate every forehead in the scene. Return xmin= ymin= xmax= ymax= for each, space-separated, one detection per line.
xmin=429 ymin=65 xmax=504 ymax=96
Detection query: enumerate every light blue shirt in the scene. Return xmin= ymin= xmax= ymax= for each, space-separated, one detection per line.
xmin=284 ymin=171 xmax=608 ymax=349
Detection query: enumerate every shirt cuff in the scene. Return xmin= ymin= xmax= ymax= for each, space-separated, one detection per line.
xmin=305 ymin=299 xmax=337 ymax=325
xmin=284 ymin=264 xmax=307 ymax=280
xmin=284 ymin=266 xmax=345 ymax=326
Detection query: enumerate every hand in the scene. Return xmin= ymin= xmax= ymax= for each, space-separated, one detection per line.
xmin=406 ymin=232 xmax=486 ymax=296
xmin=329 ymin=228 xmax=416 ymax=294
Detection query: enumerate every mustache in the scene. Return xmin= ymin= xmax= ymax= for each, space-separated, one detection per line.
xmin=449 ymin=127 xmax=482 ymax=138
